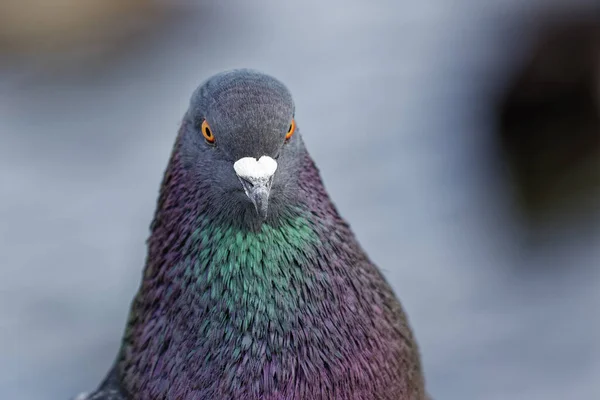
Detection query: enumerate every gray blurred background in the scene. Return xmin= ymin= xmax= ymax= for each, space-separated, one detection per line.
xmin=1 ymin=1 xmax=599 ymax=399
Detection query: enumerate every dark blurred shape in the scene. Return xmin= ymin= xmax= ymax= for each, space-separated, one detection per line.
xmin=0 ymin=0 xmax=172 ymax=69
xmin=496 ymin=14 xmax=600 ymax=219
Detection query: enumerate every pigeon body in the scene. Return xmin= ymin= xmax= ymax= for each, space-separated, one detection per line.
xmin=82 ymin=69 xmax=426 ymax=399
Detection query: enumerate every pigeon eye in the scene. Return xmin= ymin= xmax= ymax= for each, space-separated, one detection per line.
xmin=285 ymin=119 xmax=296 ymax=140
xmin=201 ymin=120 xmax=215 ymax=144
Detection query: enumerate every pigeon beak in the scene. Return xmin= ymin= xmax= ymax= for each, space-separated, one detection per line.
xmin=233 ymin=156 xmax=278 ymax=220
xmin=238 ymin=176 xmax=273 ymax=219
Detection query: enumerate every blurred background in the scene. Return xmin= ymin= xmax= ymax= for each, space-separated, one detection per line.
xmin=1 ymin=0 xmax=599 ymax=399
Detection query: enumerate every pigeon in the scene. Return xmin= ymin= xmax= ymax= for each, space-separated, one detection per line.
xmin=77 ymin=69 xmax=427 ymax=400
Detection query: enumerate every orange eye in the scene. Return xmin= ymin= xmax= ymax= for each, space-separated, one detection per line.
xmin=201 ymin=120 xmax=215 ymax=143
xmin=285 ymin=119 xmax=296 ymax=140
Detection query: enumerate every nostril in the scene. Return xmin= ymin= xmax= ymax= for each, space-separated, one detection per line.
xmin=240 ymin=177 xmax=254 ymax=187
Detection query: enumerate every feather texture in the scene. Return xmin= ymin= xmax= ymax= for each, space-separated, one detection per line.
xmin=84 ymin=70 xmax=426 ymax=400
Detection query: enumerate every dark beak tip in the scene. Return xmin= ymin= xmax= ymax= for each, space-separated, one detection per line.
xmin=251 ymin=187 xmax=270 ymax=219
xmin=258 ymin=208 xmax=268 ymax=220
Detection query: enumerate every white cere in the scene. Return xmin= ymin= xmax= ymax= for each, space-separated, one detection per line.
xmin=233 ymin=156 xmax=278 ymax=181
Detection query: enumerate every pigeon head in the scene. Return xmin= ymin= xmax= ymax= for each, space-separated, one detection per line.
xmin=178 ymin=69 xmax=305 ymax=223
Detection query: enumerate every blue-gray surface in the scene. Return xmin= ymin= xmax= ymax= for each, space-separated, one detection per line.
xmin=1 ymin=1 xmax=599 ymax=399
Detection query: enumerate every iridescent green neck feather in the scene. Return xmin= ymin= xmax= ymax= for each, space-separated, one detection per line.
xmin=186 ymin=212 xmax=320 ymax=328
